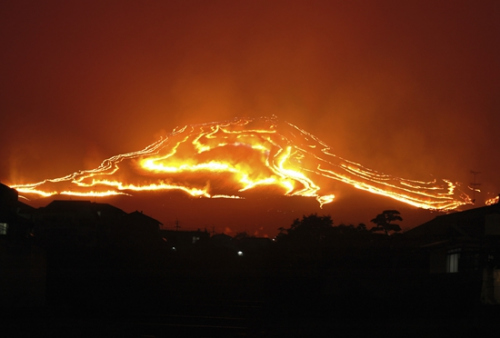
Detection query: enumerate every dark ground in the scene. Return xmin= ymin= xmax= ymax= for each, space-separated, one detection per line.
xmin=3 ymin=246 xmax=500 ymax=337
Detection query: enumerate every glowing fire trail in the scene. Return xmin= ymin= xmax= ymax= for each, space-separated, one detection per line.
xmin=12 ymin=116 xmax=471 ymax=210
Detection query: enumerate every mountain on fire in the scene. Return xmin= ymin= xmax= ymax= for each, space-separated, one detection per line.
xmin=12 ymin=116 xmax=471 ymax=211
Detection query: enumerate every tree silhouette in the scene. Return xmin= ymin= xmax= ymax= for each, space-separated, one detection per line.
xmin=279 ymin=214 xmax=334 ymax=244
xmin=277 ymin=226 xmax=287 ymax=235
xmin=370 ymin=210 xmax=402 ymax=235
xmin=234 ymin=231 xmax=249 ymax=240
xmin=356 ymin=223 xmax=367 ymax=232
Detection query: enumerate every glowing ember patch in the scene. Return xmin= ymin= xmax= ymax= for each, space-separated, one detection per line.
xmin=485 ymin=196 xmax=499 ymax=206
xmin=11 ymin=116 xmax=471 ymax=210
xmin=141 ymin=160 xmax=237 ymax=173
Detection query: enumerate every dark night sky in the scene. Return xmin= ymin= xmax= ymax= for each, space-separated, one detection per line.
xmin=1 ymin=0 xmax=499 ymax=236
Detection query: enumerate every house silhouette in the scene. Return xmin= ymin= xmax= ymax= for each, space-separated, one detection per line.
xmin=404 ymin=202 xmax=500 ymax=304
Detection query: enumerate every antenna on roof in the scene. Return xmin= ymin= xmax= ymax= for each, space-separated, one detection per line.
xmin=470 ymin=170 xmax=481 ymax=204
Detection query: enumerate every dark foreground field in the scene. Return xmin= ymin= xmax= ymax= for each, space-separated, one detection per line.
xmin=3 ymin=246 xmax=500 ymax=337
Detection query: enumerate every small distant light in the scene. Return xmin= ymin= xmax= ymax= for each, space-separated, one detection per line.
xmin=237 ymin=251 xmax=244 ymax=256
xmin=171 ymin=246 xmax=177 ymax=251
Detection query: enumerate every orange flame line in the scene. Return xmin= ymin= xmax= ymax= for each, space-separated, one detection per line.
xmin=11 ymin=117 xmax=471 ymax=210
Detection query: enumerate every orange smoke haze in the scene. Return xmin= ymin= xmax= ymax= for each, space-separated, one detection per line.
xmin=1 ymin=1 xmax=499 ymax=234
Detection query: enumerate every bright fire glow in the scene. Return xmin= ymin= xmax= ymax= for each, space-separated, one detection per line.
xmin=12 ymin=116 xmax=471 ymax=210
xmin=485 ymin=195 xmax=499 ymax=206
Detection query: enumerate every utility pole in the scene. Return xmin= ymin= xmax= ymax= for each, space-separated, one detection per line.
xmin=174 ymin=219 xmax=180 ymax=231
xmin=470 ymin=170 xmax=481 ymax=204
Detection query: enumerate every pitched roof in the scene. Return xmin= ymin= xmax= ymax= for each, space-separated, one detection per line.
xmin=404 ymin=203 xmax=500 ymax=240
xmin=127 ymin=210 xmax=162 ymax=225
xmin=41 ymin=200 xmax=126 ymax=216
xmin=43 ymin=200 xmax=93 ymax=211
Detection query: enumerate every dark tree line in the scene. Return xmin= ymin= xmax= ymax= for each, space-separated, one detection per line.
xmin=276 ymin=210 xmax=402 ymax=244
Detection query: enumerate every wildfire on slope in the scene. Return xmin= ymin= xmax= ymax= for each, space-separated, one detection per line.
xmin=12 ymin=116 xmax=471 ymax=210
xmin=485 ymin=195 xmax=499 ymax=206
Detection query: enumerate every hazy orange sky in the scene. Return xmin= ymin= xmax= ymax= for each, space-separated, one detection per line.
xmin=1 ymin=1 xmax=499 ymax=235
